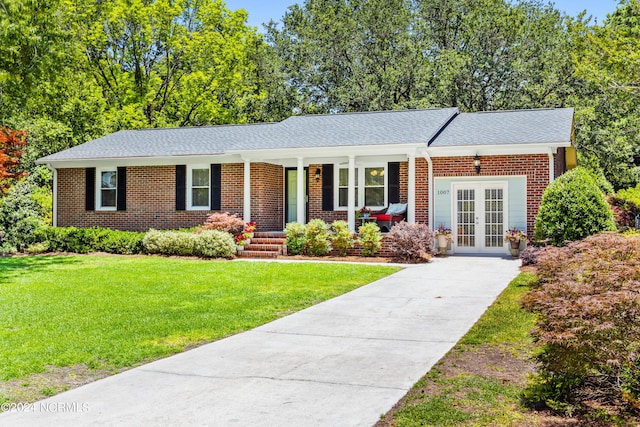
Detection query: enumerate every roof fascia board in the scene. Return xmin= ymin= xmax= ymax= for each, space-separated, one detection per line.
xmin=40 ymin=154 xmax=243 ymax=169
xmin=427 ymin=142 xmax=571 ymax=157
xmin=230 ymin=143 xmax=425 ymax=161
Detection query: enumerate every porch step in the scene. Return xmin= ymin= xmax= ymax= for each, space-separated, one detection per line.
xmin=237 ymin=231 xmax=287 ymax=259
xmin=236 ymin=250 xmax=280 ymax=259
xmin=250 ymin=237 xmax=286 ymax=245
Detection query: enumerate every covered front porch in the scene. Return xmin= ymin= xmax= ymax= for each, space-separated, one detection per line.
xmin=236 ymin=144 xmax=429 ymax=233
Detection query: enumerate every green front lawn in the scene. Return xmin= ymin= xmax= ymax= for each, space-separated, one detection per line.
xmin=0 ymin=256 xmax=398 ymax=381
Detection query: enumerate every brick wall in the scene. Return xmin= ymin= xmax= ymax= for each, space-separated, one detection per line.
xmin=432 ymin=154 xmax=550 ymax=235
xmin=250 ymin=163 xmax=284 ymax=230
xmin=57 ymin=164 xmax=283 ymax=232
xmin=308 ymin=162 xmax=410 ymax=225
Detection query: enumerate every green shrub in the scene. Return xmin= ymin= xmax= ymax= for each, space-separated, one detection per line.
xmin=388 ymin=222 xmax=435 ymax=262
xmin=0 ymin=180 xmax=47 ymax=248
xmin=142 ymin=230 xmax=196 ymax=256
xmin=193 ymin=230 xmax=235 ymax=258
xmin=142 ymin=229 xmax=233 ymax=258
xmin=522 ymin=233 xmax=640 ymax=409
xmin=284 ymin=222 xmax=307 ymax=255
xmin=534 ymin=167 xmax=616 ymax=246
xmin=358 ymin=222 xmax=382 ymax=257
xmin=26 ymin=241 xmax=50 ymax=255
xmin=305 ymin=219 xmax=332 ymax=256
xmin=330 ymin=220 xmax=355 ymax=256
xmin=35 ymin=226 xmax=144 ymax=254
xmin=617 ymin=183 xmax=640 ymax=207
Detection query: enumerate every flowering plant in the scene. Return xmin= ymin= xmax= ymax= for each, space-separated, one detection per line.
xmin=505 ymin=227 xmax=527 ymax=242
xmin=234 ymin=234 xmax=247 ymax=246
xmin=244 ymin=222 xmax=256 ymax=234
xmin=435 ymin=225 xmax=452 ymax=241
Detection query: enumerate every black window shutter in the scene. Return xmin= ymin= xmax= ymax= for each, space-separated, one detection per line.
xmin=116 ymin=167 xmax=127 ymax=211
xmin=176 ymin=165 xmax=186 ymax=211
xmin=85 ymin=167 xmax=95 ymax=211
xmin=388 ymin=162 xmax=401 ymax=204
xmin=210 ymin=164 xmax=222 ymax=210
xmin=322 ymin=164 xmax=334 ymax=211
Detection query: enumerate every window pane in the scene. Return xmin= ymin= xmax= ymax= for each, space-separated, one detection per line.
xmin=101 ymin=171 xmax=117 ymax=189
xmin=339 ymin=168 xmax=349 ymax=186
xmin=364 ymin=167 xmax=384 ymax=186
xmin=192 ymin=188 xmax=209 ymax=207
xmin=365 ymin=187 xmax=384 ymax=206
xmin=339 ymin=188 xmax=348 ymax=207
xmin=192 ymin=169 xmax=209 ymax=187
xmin=101 ymin=189 xmax=116 ymax=207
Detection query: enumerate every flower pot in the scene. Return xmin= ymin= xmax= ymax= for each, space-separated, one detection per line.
xmin=437 ymin=234 xmax=448 ymax=254
xmin=510 ymin=240 xmax=520 ymax=250
xmin=236 ymin=245 xmax=245 ymax=252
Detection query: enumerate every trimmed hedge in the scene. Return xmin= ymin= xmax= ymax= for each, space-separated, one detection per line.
xmin=143 ymin=229 xmax=235 ymax=258
xmin=35 ymin=226 xmax=145 ymax=254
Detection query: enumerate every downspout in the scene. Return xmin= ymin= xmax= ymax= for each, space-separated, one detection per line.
xmin=45 ymin=164 xmax=57 ymax=227
xmin=548 ymin=148 xmax=555 ymax=183
xmin=418 ymin=148 xmax=434 ymax=230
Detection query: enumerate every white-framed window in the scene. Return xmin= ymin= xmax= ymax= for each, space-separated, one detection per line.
xmin=335 ymin=164 xmax=387 ymax=209
xmin=187 ymin=165 xmax=210 ymax=209
xmin=97 ymin=168 xmax=117 ymax=210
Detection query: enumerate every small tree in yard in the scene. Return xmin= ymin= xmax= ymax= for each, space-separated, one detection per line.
xmin=0 ymin=127 xmax=28 ymax=194
xmin=534 ymin=167 xmax=616 ymax=246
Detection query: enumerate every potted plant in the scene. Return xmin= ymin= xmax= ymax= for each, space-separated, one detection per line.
xmin=358 ymin=206 xmax=371 ymax=219
xmin=435 ymin=225 xmax=452 ymax=254
xmin=244 ymin=221 xmax=256 ymax=239
xmin=235 ymin=234 xmax=247 ymax=251
xmin=505 ymin=227 xmax=527 ymax=256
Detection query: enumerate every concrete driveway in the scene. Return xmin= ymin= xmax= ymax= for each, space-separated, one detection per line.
xmin=1 ymin=256 xmax=520 ymax=426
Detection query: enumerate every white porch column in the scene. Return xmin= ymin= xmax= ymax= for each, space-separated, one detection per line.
xmin=407 ymin=153 xmax=416 ymax=224
xmin=296 ymin=157 xmax=305 ymax=224
xmin=243 ymin=160 xmax=251 ymax=224
xmin=548 ymin=150 xmax=555 ymax=183
xmin=347 ymin=155 xmax=356 ymax=232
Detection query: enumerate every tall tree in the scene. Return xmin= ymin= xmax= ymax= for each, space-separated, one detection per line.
xmin=572 ymin=0 xmax=640 ymax=189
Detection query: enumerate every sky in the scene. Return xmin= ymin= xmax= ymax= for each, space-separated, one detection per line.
xmin=224 ymin=0 xmax=621 ymax=31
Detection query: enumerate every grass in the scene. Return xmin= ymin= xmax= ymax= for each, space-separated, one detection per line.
xmin=380 ymin=272 xmax=539 ymax=427
xmin=0 ymin=256 xmax=398 ymax=382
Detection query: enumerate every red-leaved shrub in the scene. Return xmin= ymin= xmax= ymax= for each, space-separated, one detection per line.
xmin=387 ymin=222 xmax=435 ymax=262
xmin=522 ymin=233 xmax=640 ymax=409
xmin=199 ymin=212 xmax=244 ymax=234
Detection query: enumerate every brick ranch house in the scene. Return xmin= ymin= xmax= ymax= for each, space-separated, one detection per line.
xmin=38 ymin=107 xmax=576 ymax=255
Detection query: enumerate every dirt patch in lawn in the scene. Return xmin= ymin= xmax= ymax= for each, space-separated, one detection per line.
xmin=0 ymin=365 xmax=120 ymax=407
xmin=376 ymin=344 xmax=639 ymax=426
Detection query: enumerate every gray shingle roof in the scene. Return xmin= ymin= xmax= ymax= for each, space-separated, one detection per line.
xmin=429 ymin=108 xmax=574 ymax=147
xmin=38 ymin=108 xmax=459 ymax=162
xmin=38 ymin=123 xmax=277 ymax=162
xmin=37 ymin=107 xmax=574 ymax=163
xmin=231 ymin=108 xmax=459 ymax=150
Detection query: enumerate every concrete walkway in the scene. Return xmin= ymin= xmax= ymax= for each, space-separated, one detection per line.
xmin=2 ymin=256 xmax=520 ymax=426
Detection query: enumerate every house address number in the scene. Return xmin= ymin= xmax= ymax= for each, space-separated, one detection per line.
xmin=437 ymin=190 xmax=450 ymax=196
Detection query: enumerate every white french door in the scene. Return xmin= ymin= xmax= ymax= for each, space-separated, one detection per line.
xmin=453 ymin=182 xmax=507 ymax=254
